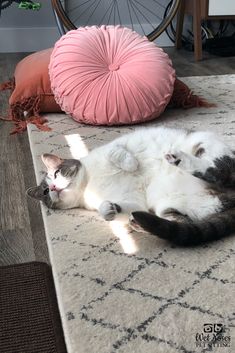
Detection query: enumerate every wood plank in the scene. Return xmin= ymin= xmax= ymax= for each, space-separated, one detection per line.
xmin=0 ymin=159 xmax=29 ymax=231
xmin=185 ymin=0 xmax=208 ymax=18
xmin=175 ymin=0 xmax=186 ymax=49
xmin=193 ymin=0 xmax=203 ymax=61
xmin=0 ymin=228 xmax=35 ymax=266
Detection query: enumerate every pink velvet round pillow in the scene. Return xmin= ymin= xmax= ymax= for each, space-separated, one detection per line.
xmin=49 ymin=25 xmax=175 ymax=125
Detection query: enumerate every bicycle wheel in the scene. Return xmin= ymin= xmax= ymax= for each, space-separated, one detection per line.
xmin=51 ymin=0 xmax=180 ymax=41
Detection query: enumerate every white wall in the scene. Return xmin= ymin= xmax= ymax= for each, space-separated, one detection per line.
xmin=208 ymin=0 xmax=235 ymax=16
xmin=0 ymin=1 xmax=60 ymax=52
xmin=0 ymin=0 xmax=173 ymax=52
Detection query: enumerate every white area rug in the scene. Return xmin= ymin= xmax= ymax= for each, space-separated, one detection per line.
xmin=28 ymin=75 xmax=235 ymax=353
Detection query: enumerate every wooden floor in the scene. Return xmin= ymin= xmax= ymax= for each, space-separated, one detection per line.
xmin=0 ymin=53 xmax=49 ymax=265
xmin=0 ymin=48 xmax=235 ymax=266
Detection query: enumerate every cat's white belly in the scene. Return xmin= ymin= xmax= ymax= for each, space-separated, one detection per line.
xmin=84 ymin=172 xmax=147 ymax=210
xmin=146 ymin=165 xmax=222 ymax=220
xmin=83 ymin=158 xmax=222 ymax=220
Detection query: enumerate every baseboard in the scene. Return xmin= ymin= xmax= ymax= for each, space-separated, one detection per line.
xmin=0 ymin=25 xmax=173 ymax=53
xmin=0 ymin=27 xmax=60 ymax=53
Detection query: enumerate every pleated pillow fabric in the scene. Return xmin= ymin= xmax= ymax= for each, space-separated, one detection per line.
xmin=49 ymin=25 xmax=175 ymax=125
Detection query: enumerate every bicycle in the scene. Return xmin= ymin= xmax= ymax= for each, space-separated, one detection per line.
xmin=51 ymin=0 xmax=180 ymax=41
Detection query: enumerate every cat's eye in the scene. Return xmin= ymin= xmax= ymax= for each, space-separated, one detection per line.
xmin=195 ymin=147 xmax=205 ymax=158
xmin=54 ymin=169 xmax=60 ymax=178
xmin=44 ymin=188 xmax=49 ymax=195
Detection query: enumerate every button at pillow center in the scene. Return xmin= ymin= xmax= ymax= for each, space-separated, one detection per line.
xmin=108 ymin=63 xmax=120 ymax=71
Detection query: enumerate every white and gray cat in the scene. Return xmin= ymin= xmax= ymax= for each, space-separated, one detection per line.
xmin=27 ymin=127 xmax=235 ymax=246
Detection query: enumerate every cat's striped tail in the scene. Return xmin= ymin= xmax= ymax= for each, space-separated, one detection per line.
xmin=131 ymin=210 xmax=235 ymax=246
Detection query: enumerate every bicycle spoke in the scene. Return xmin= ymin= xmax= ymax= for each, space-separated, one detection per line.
xmin=72 ymin=0 xmax=98 ymax=23
xmin=151 ymin=0 xmax=167 ymax=10
xmin=131 ymin=1 xmax=159 ymax=29
xmin=127 ymin=0 xmax=134 ymax=31
xmin=85 ymin=0 xmax=103 ymax=26
xmin=98 ymin=1 xmax=114 ymax=26
xmin=116 ymin=1 xmax=122 ymax=25
xmin=68 ymin=0 xmax=94 ymax=14
xmin=106 ymin=1 xmax=115 ymax=26
xmin=133 ymin=0 xmax=163 ymax=21
xmin=129 ymin=0 xmax=146 ymax=35
xmin=113 ymin=0 xmax=117 ymax=25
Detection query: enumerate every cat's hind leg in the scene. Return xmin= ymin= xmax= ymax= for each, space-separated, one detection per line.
xmin=165 ymin=151 xmax=235 ymax=187
xmin=165 ymin=151 xmax=211 ymax=175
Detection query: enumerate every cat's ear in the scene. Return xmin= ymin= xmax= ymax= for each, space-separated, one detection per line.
xmin=41 ymin=154 xmax=63 ymax=171
xmin=26 ymin=186 xmax=44 ymax=201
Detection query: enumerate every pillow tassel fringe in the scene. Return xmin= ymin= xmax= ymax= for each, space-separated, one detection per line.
xmin=0 ymin=79 xmax=15 ymax=91
xmin=170 ymin=78 xmax=216 ymax=109
xmin=1 ymin=76 xmax=216 ymax=134
xmin=0 ymin=80 xmax=51 ymax=134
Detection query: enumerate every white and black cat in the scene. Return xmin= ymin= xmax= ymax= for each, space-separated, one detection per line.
xmin=27 ymin=127 xmax=235 ymax=246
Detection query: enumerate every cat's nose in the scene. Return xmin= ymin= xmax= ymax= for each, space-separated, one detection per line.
xmin=49 ymin=184 xmax=57 ymax=191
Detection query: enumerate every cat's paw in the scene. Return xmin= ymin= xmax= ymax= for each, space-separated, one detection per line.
xmin=108 ymin=146 xmax=138 ymax=172
xmin=122 ymin=154 xmax=139 ymax=172
xmin=165 ymin=152 xmax=182 ymax=166
xmin=99 ymin=201 xmax=121 ymax=221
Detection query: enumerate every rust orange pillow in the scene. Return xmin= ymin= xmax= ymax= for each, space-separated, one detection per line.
xmin=0 ymin=48 xmax=61 ymax=134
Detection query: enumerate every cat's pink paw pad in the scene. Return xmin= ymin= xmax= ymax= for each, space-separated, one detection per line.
xmin=165 ymin=153 xmax=181 ymax=166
